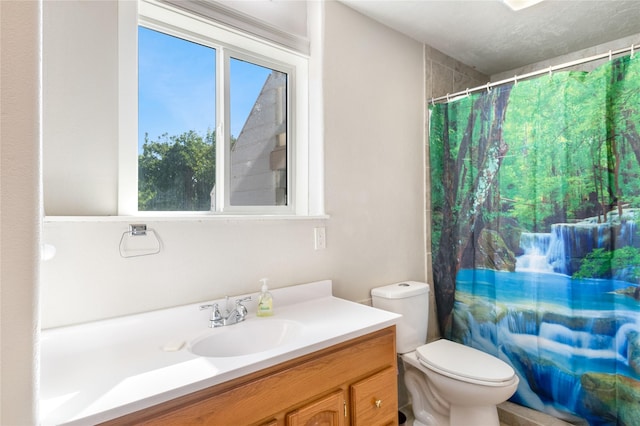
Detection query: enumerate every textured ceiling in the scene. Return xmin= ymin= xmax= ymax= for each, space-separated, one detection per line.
xmin=339 ymin=0 xmax=640 ymax=75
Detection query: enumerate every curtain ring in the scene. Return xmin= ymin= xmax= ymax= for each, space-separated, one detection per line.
xmin=548 ymin=66 xmax=553 ymax=78
xmin=514 ymin=74 xmax=518 ymax=85
xmin=466 ymin=88 xmax=470 ymax=97
xmin=446 ymin=93 xmax=450 ymax=102
xmin=486 ymin=82 xmax=491 ymax=93
xmin=609 ymin=50 xmax=612 ymax=61
xmin=632 ymin=44 xmax=635 ymax=58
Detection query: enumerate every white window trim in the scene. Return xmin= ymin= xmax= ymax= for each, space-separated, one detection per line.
xmin=118 ymin=0 xmax=321 ymax=217
xmin=161 ymin=0 xmax=310 ymax=55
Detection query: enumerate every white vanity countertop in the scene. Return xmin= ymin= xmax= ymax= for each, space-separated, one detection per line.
xmin=40 ymin=280 xmax=400 ymax=425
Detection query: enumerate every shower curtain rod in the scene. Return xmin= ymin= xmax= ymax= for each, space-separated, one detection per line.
xmin=428 ymin=44 xmax=637 ymax=105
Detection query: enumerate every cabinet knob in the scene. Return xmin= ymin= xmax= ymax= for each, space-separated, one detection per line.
xmin=374 ymin=399 xmax=382 ymax=408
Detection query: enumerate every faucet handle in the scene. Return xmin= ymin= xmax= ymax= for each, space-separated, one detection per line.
xmin=199 ymin=303 xmax=216 ymax=311
xmin=235 ymin=296 xmax=251 ymax=317
xmin=235 ymin=296 xmax=251 ymax=304
xmin=200 ymin=303 xmax=223 ymax=322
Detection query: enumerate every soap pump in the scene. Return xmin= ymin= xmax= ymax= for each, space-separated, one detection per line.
xmin=257 ymin=278 xmax=274 ymax=317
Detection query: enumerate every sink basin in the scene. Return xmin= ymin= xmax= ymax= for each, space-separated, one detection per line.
xmin=189 ymin=319 xmax=303 ymax=357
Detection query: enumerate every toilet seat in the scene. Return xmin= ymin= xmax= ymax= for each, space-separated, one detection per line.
xmin=416 ymin=339 xmax=516 ymax=387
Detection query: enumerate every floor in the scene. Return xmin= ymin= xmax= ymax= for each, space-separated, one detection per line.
xmin=399 ymin=402 xmax=581 ymax=426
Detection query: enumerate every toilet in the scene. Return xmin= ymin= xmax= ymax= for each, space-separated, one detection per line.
xmin=371 ymin=281 xmax=519 ymax=426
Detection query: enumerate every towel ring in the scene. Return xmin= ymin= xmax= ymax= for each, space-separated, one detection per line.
xmin=119 ymin=226 xmax=162 ymax=258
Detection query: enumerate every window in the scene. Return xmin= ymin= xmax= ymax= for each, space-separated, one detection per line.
xmin=126 ymin=0 xmax=310 ymax=215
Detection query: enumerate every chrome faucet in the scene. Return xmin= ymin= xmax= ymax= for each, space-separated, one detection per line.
xmin=200 ymin=296 xmax=251 ymax=328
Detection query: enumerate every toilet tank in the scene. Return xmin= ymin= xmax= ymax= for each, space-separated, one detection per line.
xmin=371 ymin=281 xmax=429 ymax=354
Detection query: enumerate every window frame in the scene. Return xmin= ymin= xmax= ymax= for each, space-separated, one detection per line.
xmin=119 ymin=0 xmax=310 ymax=216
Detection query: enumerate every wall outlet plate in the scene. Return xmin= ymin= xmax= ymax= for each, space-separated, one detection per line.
xmin=314 ymin=227 xmax=326 ymax=250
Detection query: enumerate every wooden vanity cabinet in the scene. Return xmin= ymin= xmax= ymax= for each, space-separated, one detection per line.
xmin=101 ymin=326 xmax=397 ymax=426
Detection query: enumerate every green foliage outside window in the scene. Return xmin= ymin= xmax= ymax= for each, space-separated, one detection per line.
xmin=138 ymin=130 xmax=216 ymax=211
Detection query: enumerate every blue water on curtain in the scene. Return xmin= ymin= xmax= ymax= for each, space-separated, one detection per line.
xmin=454 ymin=267 xmax=640 ymax=424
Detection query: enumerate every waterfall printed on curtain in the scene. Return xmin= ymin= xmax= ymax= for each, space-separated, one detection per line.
xmin=429 ymin=54 xmax=640 ymax=425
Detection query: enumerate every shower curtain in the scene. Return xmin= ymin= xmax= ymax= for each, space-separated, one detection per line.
xmin=429 ymin=54 xmax=640 ymax=426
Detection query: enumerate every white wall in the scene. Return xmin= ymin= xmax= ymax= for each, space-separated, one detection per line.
xmin=43 ymin=0 xmax=119 ymax=216
xmin=41 ymin=0 xmax=426 ymax=328
xmin=0 ymin=1 xmax=41 ymax=424
xmin=322 ymin=0 xmax=425 ymax=300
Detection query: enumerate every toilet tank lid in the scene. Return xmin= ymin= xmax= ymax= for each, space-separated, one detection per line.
xmin=371 ymin=281 xmax=429 ymax=299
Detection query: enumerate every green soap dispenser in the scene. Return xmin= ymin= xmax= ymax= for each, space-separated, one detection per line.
xmin=257 ymin=278 xmax=274 ymax=317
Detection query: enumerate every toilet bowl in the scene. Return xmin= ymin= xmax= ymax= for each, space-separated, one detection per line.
xmin=371 ymin=282 xmax=519 ymax=426
xmin=403 ymin=339 xmax=519 ymax=426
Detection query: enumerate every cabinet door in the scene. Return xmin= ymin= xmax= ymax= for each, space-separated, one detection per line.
xmin=286 ymin=390 xmax=345 ymax=426
xmin=350 ymin=367 xmax=397 ymax=426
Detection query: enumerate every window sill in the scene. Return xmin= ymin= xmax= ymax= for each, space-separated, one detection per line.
xmin=44 ymin=214 xmax=330 ymax=223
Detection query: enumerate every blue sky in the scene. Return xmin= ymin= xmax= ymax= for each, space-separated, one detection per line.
xmin=138 ymin=27 xmax=270 ymax=152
